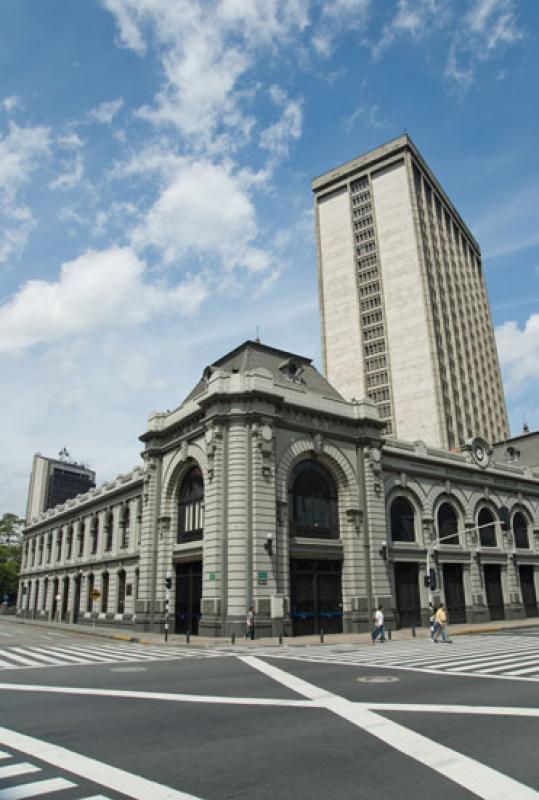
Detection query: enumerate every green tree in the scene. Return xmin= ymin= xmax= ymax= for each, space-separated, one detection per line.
xmin=0 ymin=513 xmax=24 ymax=545
xmin=0 ymin=513 xmax=24 ymax=604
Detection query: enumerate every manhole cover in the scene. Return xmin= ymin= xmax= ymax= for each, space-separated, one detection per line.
xmin=109 ymin=666 xmax=147 ymax=673
xmin=357 ymin=675 xmax=400 ymax=683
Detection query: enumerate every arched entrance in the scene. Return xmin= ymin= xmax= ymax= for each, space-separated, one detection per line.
xmin=174 ymin=466 xmax=204 ymax=634
xmin=288 ymin=460 xmax=343 ymax=635
xmin=437 ymin=502 xmax=466 ymax=623
xmin=389 ymin=497 xmax=420 ymax=627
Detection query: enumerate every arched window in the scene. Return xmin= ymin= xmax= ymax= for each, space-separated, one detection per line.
xmin=177 ymin=467 xmax=204 ymax=543
xmin=90 ymin=516 xmax=98 ymax=555
xmin=390 ymin=497 xmax=416 ymax=542
xmin=437 ymin=503 xmax=459 ymax=545
xmin=105 ymin=511 xmax=114 ymax=552
xmin=478 ymin=508 xmax=496 ymax=547
xmin=66 ymin=525 xmax=73 ymax=560
xmin=121 ymin=507 xmax=130 ymax=549
xmin=289 ymin=460 xmax=338 ymax=539
xmin=77 ymin=521 xmax=85 ymax=557
xmin=513 ymin=512 xmax=529 ymax=549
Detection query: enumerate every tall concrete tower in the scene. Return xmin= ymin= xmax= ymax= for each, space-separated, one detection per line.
xmin=312 ymin=134 xmax=509 ymax=449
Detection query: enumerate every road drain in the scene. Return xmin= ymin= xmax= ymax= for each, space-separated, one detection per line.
xmin=110 ymin=666 xmax=147 ymax=673
xmin=357 ymin=675 xmax=399 ymax=683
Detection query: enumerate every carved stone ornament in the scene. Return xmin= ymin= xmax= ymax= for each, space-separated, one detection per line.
xmin=313 ymin=433 xmax=324 ymax=454
xmin=369 ymin=447 xmax=382 ymax=475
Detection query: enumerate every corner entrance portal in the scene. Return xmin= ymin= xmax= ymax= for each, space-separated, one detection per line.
xmin=290 ymin=558 xmax=342 ymax=636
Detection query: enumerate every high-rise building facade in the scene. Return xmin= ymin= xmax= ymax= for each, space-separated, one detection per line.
xmin=313 ymin=134 xmax=509 ymax=449
xmin=26 ymin=453 xmax=96 ymax=523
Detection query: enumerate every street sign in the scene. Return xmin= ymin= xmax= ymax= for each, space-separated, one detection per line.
xmin=208 ymin=572 xmax=216 ymax=581
xmin=91 ymin=590 xmax=101 ymax=600
xmin=258 ymin=571 xmax=268 ymax=586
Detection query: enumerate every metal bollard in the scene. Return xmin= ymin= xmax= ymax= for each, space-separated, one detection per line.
xmin=320 ymin=629 xmax=324 ymax=644
xmin=186 ymin=630 xmax=190 ymax=644
xmin=231 ymin=631 xmax=235 ymax=645
xmin=279 ymin=633 xmax=283 ymax=645
xmin=388 ymin=629 xmax=392 ymax=641
xmin=411 ymin=624 xmax=416 ymax=638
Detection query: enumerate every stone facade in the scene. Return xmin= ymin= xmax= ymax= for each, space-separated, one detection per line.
xmin=18 ymin=342 xmax=539 ymax=634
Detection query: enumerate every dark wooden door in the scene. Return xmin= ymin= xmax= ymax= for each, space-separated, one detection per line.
xmin=290 ymin=559 xmax=342 ymax=636
xmin=519 ymin=566 xmax=537 ymax=617
xmin=394 ymin=562 xmax=420 ymax=627
xmin=484 ymin=565 xmax=505 ymax=620
xmin=443 ymin=564 xmax=466 ymax=624
xmin=175 ymin=561 xmax=202 ymax=634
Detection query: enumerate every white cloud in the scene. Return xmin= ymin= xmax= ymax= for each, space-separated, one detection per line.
xmin=131 ymin=158 xmax=270 ymax=273
xmin=371 ymin=0 xmax=442 ymax=59
xmin=313 ymin=0 xmax=370 ymax=56
xmin=48 ymin=152 xmax=84 ymax=191
xmin=102 ymin=0 xmax=308 ymax=152
xmin=259 ymin=86 xmax=302 ymax=160
xmin=446 ymin=0 xmax=523 ymax=86
xmin=57 ymin=132 xmax=84 ymax=149
xmin=1 ymin=96 xmax=20 ymax=113
xmin=0 ymin=205 xmax=36 ymax=264
xmin=0 ymin=123 xmax=50 ymax=201
xmin=88 ymin=98 xmax=124 ymax=124
xmin=0 ymin=246 xmax=207 ymax=352
xmin=496 ymin=314 xmax=539 ymax=395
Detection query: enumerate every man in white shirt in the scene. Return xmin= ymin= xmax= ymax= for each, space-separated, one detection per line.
xmin=371 ymin=604 xmax=386 ymax=643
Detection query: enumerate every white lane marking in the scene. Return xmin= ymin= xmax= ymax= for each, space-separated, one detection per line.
xmin=0 ymin=683 xmax=313 ymax=707
xmin=0 ymin=777 xmax=76 ymax=798
xmin=78 ymin=796 xmax=113 ymax=799
xmin=450 ymin=653 xmax=539 ymax=673
xmin=0 ymin=652 xmax=39 ymax=667
xmin=267 ymin=654 xmax=539 ymax=682
xmin=0 ymin=727 xmax=204 ymax=800
xmin=364 ymin=703 xmax=539 ymax=718
xmin=10 ymin=648 xmax=70 ymax=666
xmin=504 ymin=665 xmax=539 ymax=677
xmin=0 ymin=751 xmax=11 ymax=760
xmin=241 ymin=656 xmax=539 ymax=800
xmin=0 ymin=763 xmax=40 ymax=779
xmin=25 ymin=647 xmax=89 ymax=664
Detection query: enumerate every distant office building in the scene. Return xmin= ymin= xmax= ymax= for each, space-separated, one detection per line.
xmin=26 ymin=452 xmax=96 ymax=523
xmin=493 ymin=427 xmax=539 ymax=471
xmin=312 ymin=134 xmax=509 ymax=449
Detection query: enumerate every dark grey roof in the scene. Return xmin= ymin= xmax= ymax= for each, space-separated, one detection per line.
xmin=182 ymin=340 xmax=344 ymax=405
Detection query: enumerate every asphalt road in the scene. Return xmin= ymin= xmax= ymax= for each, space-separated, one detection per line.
xmin=0 ymin=619 xmax=537 ymax=800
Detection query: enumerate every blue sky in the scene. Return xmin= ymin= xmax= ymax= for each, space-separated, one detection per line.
xmin=0 ymin=0 xmax=537 ymax=516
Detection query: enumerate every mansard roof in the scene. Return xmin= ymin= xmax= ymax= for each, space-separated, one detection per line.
xmin=182 ymin=340 xmax=344 ymax=405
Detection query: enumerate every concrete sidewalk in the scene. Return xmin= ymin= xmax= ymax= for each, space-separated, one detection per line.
xmin=2 ymin=613 xmax=538 ymax=649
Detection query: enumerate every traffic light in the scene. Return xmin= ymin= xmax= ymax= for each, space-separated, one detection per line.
xmin=429 ymin=567 xmax=437 ymax=591
xmin=498 ymin=506 xmax=510 ymax=532
xmin=164 ymin=576 xmax=172 ymax=590
xmin=424 ymin=568 xmax=437 ymax=590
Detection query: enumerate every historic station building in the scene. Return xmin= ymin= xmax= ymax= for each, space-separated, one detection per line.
xmin=17 ymin=340 xmax=539 ymax=635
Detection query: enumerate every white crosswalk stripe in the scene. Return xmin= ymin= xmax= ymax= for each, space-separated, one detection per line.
xmin=0 ymin=749 xmax=115 ymax=800
xmin=0 ymin=642 xmax=228 ymax=671
xmin=250 ymin=634 xmax=539 ymax=681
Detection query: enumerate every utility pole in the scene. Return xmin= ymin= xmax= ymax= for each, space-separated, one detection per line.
xmin=164 ymin=573 xmax=171 ymax=642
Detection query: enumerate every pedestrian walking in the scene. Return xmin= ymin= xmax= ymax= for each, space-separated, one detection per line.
xmin=371 ymin=604 xmax=386 ymax=643
xmin=245 ymin=606 xmax=255 ymax=640
xmin=432 ymin=603 xmax=452 ymax=642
